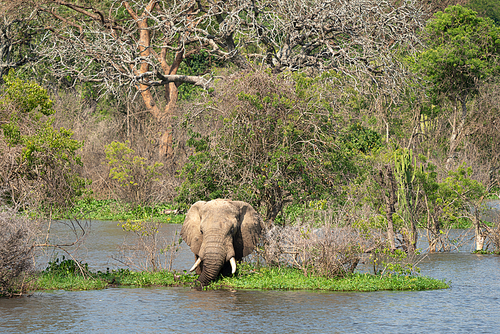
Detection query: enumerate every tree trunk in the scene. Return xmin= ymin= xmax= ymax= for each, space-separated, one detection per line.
xmin=424 ymin=194 xmax=440 ymax=253
xmin=385 ymin=167 xmax=397 ymax=251
xmin=446 ymin=96 xmax=468 ymax=169
xmin=474 ymin=211 xmax=489 ymax=252
xmin=137 ymin=86 xmax=176 ymax=159
xmin=125 ymin=1 xmax=180 ymax=160
xmin=376 ymin=166 xmax=397 ymax=251
xmin=408 ymin=220 xmax=418 ymax=254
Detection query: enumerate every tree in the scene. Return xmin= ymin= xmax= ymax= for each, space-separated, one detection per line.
xmin=177 ymin=70 xmax=359 ymax=223
xmin=467 ymin=0 xmax=500 ymax=24
xmin=0 ymin=70 xmax=87 ymax=210
xmin=414 ymin=5 xmax=500 ymax=168
xmin=16 ymin=0 xmax=424 ymax=159
xmin=0 ymin=2 xmax=38 ymax=82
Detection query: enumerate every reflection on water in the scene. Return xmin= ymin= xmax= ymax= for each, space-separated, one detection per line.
xmin=2 ymin=221 xmax=500 ymax=333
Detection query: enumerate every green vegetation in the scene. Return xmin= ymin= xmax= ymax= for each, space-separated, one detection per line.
xmin=177 ymin=71 xmax=362 ymax=222
xmin=57 ymin=199 xmax=184 ymax=224
xmin=210 ymin=265 xmax=449 ymax=292
xmin=105 ymin=140 xmax=164 ymax=204
xmin=0 ymin=71 xmax=88 ymax=210
xmin=34 ymin=260 xmax=448 ymax=292
xmin=2 ymin=3 xmax=500 ymax=297
xmin=415 ymin=5 xmax=500 ymax=104
xmin=36 ymin=257 xmax=196 ymax=291
xmin=467 ymin=0 xmax=500 ymax=23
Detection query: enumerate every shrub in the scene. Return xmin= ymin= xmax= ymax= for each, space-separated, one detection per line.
xmin=115 ymin=221 xmax=183 ymax=272
xmin=177 ymin=70 xmax=358 ymax=221
xmin=44 ymin=256 xmax=90 ymax=276
xmin=0 ymin=70 xmax=88 ymax=210
xmin=257 ymin=219 xmax=384 ymax=278
xmin=105 ymin=140 xmax=163 ymax=203
xmin=0 ymin=210 xmax=39 ymax=297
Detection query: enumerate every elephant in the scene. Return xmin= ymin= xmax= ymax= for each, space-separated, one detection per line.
xmin=180 ymin=199 xmax=264 ymax=286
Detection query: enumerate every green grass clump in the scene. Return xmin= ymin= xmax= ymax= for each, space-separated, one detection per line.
xmin=35 ymin=268 xmax=198 ymax=291
xmin=34 ymin=259 xmax=448 ymax=292
xmin=54 ymin=199 xmax=185 ymax=224
xmin=95 ymin=269 xmax=196 ymax=287
xmin=208 ymin=264 xmax=449 ymax=292
xmin=34 ymin=257 xmax=197 ymax=291
xmin=35 ymin=271 xmax=109 ymax=291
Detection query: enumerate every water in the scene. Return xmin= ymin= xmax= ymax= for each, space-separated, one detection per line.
xmin=2 ymin=221 xmax=500 ymax=333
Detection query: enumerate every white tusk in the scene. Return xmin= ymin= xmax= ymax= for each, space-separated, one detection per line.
xmin=230 ymin=257 xmax=237 ymax=274
xmin=190 ymin=258 xmax=202 ymax=272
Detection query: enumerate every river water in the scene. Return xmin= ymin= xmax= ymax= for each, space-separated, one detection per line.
xmin=1 ymin=220 xmax=500 ymax=333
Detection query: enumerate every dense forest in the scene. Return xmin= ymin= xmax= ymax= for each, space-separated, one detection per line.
xmin=1 ymin=0 xmax=500 ymax=294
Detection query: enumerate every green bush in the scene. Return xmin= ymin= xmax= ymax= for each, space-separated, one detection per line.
xmin=0 ymin=70 xmax=88 ymax=210
xmin=105 ymin=140 xmax=163 ymax=203
xmin=177 ymin=70 xmax=359 ymax=222
xmin=45 ymin=256 xmax=89 ymax=276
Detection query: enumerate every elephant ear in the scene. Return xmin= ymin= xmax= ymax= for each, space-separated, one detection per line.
xmin=180 ymin=201 xmax=206 ymax=255
xmin=233 ymin=201 xmax=265 ymax=259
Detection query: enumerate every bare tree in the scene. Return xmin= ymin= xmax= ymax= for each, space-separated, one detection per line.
xmin=0 ymin=2 xmax=38 ymax=82
xmin=19 ymin=0 xmax=425 ymax=158
xmin=31 ymin=0 xmax=251 ymax=158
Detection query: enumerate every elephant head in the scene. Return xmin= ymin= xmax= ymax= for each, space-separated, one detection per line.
xmin=180 ymin=199 xmax=264 ymax=286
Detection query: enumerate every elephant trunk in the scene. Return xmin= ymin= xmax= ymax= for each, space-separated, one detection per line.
xmin=198 ymin=237 xmax=226 ymax=286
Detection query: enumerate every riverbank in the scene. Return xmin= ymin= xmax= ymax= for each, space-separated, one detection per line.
xmin=33 ymin=263 xmax=449 ymax=293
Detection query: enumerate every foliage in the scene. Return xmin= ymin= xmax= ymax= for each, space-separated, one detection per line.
xmin=0 ymin=70 xmax=88 ymax=209
xmin=0 ymin=71 xmax=54 ymax=117
xmin=44 ymin=256 xmax=89 ymax=276
xmin=368 ymin=145 xmax=488 ymax=252
xmin=33 ymin=263 xmax=448 ymax=292
xmin=467 ymin=0 xmax=500 ymax=24
xmin=414 ymin=5 xmax=500 ymax=102
xmin=35 ymin=267 xmax=198 ymax=291
xmin=177 ymin=70 xmax=359 ymax=222
xmin=338 ymin=123 xmax=383 ymax=154
xmin=60 ymin=199 xmax=184 ymax=224
xmin=209 ymin=263 xmax=449 ymax=291
xmin=178 ymin=50 xmax=223 ymax=101
xmin=393 ymin=149 xmax=420 ymax=253
xmin=415 ymin=162 xmax=486 ymax=225
xmin=369 ymin=248 xmax=422 ymax=276
xmin=105 ymin=140 xmax=163 ymax=203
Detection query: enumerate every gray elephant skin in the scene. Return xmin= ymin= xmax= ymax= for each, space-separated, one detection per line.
xmin=181 ymin=199 xmax=264 ymax=286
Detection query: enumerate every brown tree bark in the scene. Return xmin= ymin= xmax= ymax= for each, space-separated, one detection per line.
xmin=123 ymin=1 xmax=182 ymax=159
xmin=446 ymin=96 xmax=468 ymax=169
xmin=376 ymin=166 xmax=397 ymax=251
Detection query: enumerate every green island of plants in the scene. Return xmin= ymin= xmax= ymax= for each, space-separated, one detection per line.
xmin=54 ymin=199 xmax=185 ymax=224
xmin=33 ymin=259 xmax=448 ymax=293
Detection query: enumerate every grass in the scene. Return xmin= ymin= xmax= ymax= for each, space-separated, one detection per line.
xmin=53 ymin=199 xmax=185 ymax=224
xmin=33 ymin=262 xmax=449 ymax=292
xmin=208 ymin=264 xmax=449 ymax=291
xmin=35 ymin=268 xmax=198 ymax=291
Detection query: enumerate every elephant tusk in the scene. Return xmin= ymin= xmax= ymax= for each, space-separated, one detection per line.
xmin=230 ymin=257 xmax=237 ymax=274
xmin=190 ymin=258 xmax=202 ymax=272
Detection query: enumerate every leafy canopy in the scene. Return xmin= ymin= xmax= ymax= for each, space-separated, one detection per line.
xmin=414 ymin=5 xmax=500 ymax=101
xmin=176 ymin=70 xmax=377 ymax=222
